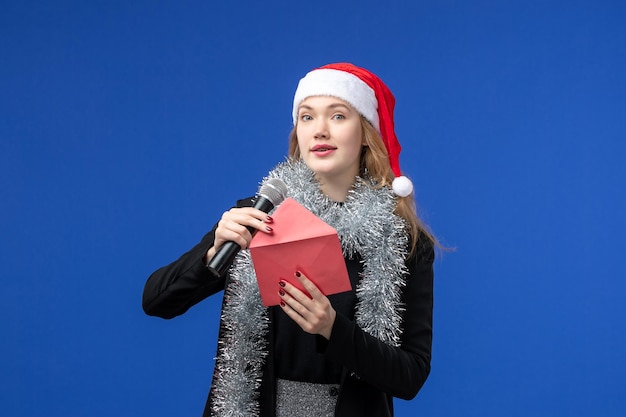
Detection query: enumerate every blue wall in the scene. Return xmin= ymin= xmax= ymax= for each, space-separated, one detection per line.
xmin=2 ymin=1 xmax=625 ymax=416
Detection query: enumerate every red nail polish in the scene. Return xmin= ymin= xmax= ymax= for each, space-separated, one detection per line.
xmin=279 ymin=289 xmax=285 ymax=296
xmin=266 ymin=226 xmax=273 ymax=232
xmin=266 ymin=216 xmax=274 ymax=223
xmin=295 ymin=271 xmax=301 ymax=278
xmin=280 ymin=301 xmax=286 ymax=307
xmin=279 ymin=281 xmax=286 ymax=287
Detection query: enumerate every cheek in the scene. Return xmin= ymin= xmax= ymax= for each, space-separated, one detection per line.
xmin=295 ymin=125 xmax=306 ymax=141
xmin=341 ymin=124 xmax=363 ymax=149
xmin=296 ymin=125 xmax=312 ymax=148
xmin=295 ymin=133 xmax=305 ymax=151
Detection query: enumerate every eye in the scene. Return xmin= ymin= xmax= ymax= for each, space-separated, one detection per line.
xmin=332 ymin=114 xmax=345 ymax=120
xmin=300 ymin=114 xmax=313 ymax=121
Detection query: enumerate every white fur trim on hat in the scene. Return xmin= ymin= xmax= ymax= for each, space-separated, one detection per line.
xmin=292 ymin=68 xmax=379 ymax=132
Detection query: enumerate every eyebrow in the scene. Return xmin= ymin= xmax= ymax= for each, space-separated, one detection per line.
xmin=298 ymin=103 xmax=352 ymax=112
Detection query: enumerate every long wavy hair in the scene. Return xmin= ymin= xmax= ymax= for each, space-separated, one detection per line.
xmin=288 ymin=116 xmax=437 ymax=256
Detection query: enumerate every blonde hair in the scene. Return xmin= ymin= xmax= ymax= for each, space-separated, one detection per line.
xmin=288 ymin=117 xmax=437 ymax=257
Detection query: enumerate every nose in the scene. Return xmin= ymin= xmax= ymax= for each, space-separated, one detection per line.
xmin=313 ymin=119 xmax=329 ymax=139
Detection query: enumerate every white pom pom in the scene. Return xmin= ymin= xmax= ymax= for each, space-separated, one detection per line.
xmin=392 ymin=176 xmax=413 ymax=197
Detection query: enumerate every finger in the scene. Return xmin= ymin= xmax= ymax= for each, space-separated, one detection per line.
xmin=278 ymin=284 xmax=334 ymax=337
xmin=278 ymin=286 xmax=310 ymax=318
xmin=215 ymin=219 xmax=253 ymax=248
xmin=215 ymin=210 xmax=273 ymax=249
xmin=237 ymin=206 xmax=273 ymax=219
xmin=279 ymin=278 xmax=314 ymax=306
xmin=293 ymin=270 xmax=325 ymax=300
xmin=223 ymin=209 xmax=274 ymax=234
xmin=214 ymin=227 xmax=250 ymax=250
xmin=227 ymin=207 xmax=273 ymax=224
xmin=279 ymin=297 xmax=310 ymax=328
xmin=232 ymin=209 xmax=273 ymax=233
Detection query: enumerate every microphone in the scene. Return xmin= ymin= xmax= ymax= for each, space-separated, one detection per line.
xmin=207 ymin=178 xmax=288 ymax=277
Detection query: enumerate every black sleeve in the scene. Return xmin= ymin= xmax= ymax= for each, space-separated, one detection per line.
xmin=323 ymin=239 xmax=435 ymax=400
xmin=142 ymin=197 xmax=254 ymax=319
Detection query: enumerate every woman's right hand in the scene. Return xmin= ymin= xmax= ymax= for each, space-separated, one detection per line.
xmin=204 ymin=207 xmax=273 ymax=265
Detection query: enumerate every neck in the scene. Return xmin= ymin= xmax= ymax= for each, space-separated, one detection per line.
xmin=316 ymin=174 xmax=356 ymax=202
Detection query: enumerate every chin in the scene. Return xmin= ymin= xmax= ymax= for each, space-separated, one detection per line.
xmin=307 ymin=164 xmax=336 ymax=176
xmin=303 ymin=159 xmax=329 ymax=172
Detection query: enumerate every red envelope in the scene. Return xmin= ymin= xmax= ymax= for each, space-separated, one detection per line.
xmin=249 ymin=198 xmax=351 ymax=307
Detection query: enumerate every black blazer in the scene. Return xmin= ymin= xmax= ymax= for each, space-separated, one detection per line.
xmin=143 ymin=198 xmax=434 ymax=417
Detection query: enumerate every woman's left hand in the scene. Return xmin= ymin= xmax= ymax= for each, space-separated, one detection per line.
xmin=278 ymin=271 xmax=336 ymax=340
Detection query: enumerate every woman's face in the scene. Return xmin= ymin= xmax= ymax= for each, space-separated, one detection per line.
xmin=295 ymin=96 xmax=365 ymax=185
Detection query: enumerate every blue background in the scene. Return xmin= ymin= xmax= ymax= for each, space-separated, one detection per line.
xmin=2 ymin=1 xmax=625 ymax=416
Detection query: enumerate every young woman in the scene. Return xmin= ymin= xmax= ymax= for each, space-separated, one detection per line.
xmin=143 ymin=63 xmax=436 ymax=417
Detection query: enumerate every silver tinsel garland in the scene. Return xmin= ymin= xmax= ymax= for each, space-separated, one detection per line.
xmin=210 ymin=160 xmax=410 ymax=416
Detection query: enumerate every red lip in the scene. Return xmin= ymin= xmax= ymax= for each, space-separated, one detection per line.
xmin=310 ymin=144 xmax=337 ymax=151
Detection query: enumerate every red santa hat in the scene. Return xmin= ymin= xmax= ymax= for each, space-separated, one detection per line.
xmin=292 ymin=63 xmax=413 ymax=197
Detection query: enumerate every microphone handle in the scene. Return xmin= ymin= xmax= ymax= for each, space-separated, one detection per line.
xmin=207 ymin=196 xmax=275 ymax=276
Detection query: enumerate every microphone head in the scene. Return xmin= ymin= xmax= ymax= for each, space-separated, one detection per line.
xmin=258 ymin=178 xmax=288 ymax=206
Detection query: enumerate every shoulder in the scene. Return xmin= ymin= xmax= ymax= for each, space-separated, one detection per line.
xmin=236 ymin=197 xmax=255 ymax=208
xmin=402 ymin=234 xmax=434 ymax=305
xmin=406 ymin=233 xmax=435 ymax=273
xmin=414 ymin=233 xmax=435 ymax=264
